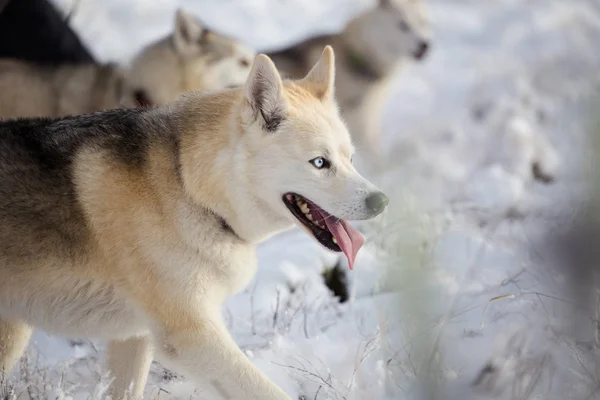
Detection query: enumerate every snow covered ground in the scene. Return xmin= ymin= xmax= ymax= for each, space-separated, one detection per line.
xmin=4 ymin=0 xmax=600 ymax=399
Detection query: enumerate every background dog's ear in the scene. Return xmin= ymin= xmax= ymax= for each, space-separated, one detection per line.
xmin=173 ymin=9 xmax=207 ymax=55
xmin=300 ymin=45 xmax=335 ymax=101
xmin=244 ymin=54 xmax=285 ymax=132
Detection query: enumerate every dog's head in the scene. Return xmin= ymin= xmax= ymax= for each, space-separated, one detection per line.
xmin=235 ymin=46 xmax=389 ymax=268
xmin=170 ymin=10 xmax=256 ymax=92
xmin=344 ymin=0 xmax=431 ymax=74
xmin=123 ymin=9 xmax=255 ymax=107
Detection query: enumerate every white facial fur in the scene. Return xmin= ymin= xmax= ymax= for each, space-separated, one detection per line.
xmin=344 ymin=0 xmax=431 ymax=73
xmin=196 ymin=43 xmax=256 ymax=91
xmin=236 ymin=47 xmax=385 ymax=238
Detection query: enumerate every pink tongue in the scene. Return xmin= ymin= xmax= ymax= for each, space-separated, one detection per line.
xmin=324 ymin=218 xmax=364 ymax=270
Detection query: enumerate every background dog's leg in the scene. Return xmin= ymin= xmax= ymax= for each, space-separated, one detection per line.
xmin=154 ymin=314 xmax=291 ymax=400
xmin=0 ymin=318 xmax=32 ymax=376
xmin=106 ymin=336 xmax=153 ymax=400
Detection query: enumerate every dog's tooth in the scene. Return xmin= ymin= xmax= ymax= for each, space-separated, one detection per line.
xmin=300 ymin=203 xmax=309 ymax=214
xmin=332 ymin=237 xmax=338 ymax=244
xmin=307 ymin=213 xmax=313 ymax=221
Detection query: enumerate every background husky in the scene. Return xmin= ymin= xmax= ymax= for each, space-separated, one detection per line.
xmin=0 ymin=47 xmax=388 ymax=400
xmin=267 ymin=0 xmax=430 ymax=159
xmin=0 ymin=9 xmax=255 ymax=119
xmin=119 ymin=10 xmax=255 ymax=108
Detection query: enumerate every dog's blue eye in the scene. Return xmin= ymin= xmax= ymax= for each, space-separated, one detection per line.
xmin=310 ymin=157 xmax=330 ymax=169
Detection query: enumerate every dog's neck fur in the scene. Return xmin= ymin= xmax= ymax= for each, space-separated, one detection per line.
xmin=174 ymin=90 xmax=293 ymax=245
xmin=342 ymin=46 xmax=383 ymax=82
xmin=304 ymin=34 xmax=388 ymax=83
xmin=337 ymin=11 xmax=400 ymax=81
xmin=281 ymin=19 xmax=403 ymax=114
xmin=303 ymin=34 xmax=384 ymax=83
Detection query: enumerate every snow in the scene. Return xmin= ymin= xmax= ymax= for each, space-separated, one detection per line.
xmin=6 ymin=0 xmax=600 ymax=398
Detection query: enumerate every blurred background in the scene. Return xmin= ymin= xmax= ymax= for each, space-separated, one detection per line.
xmin=1 ymin=0 xmax=600 ymax=399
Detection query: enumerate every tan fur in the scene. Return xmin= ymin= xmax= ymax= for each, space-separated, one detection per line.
xmin=0 ymin=60 xmax=125 ymax=118
xmin=0 ymin=318 xmax=32 ymax=374
xmin=106 ymin=337 xmax=154 ymax=399
xmin=269 ymin=0 xmax=430 ymax=161
xmin=0 ymin=47 xmax=388 ymax=399
xmin=0 ymin=9 xmax=254 ymax=119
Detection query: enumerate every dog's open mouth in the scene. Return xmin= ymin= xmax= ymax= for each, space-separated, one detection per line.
xmin=283 ymin=193 xmax=364 ymax=269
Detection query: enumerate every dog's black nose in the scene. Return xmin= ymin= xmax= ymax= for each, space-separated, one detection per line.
xmin=414 ymin=41 xmax=430 ymax=60
xmin=365 ymin=191 xmax=389 ymax=215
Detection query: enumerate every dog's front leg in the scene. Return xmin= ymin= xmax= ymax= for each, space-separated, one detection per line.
xmin=106 ymin=335 xmax=153 ymax=400
xmin=153 ymin=311 xmax=291 ymax=400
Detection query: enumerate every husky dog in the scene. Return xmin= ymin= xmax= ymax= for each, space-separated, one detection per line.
xmin=0 ymin=9 xmax=255 ymax=119
xmin=0 ymin=47 xmax=388 ymax=399
xmin=267 ymin=0 xmax=431 ymax=159
xmin=120 ymin=10 xmax=255 ymax=108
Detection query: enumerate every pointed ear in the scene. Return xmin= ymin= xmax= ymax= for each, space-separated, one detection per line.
xmin=173 ymin=9 xmax=207 ymax=55
xmin=244 ymin=54 xmax=285 ymax=132
xmin=300 ymin=45 xmax=335 ymax=101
